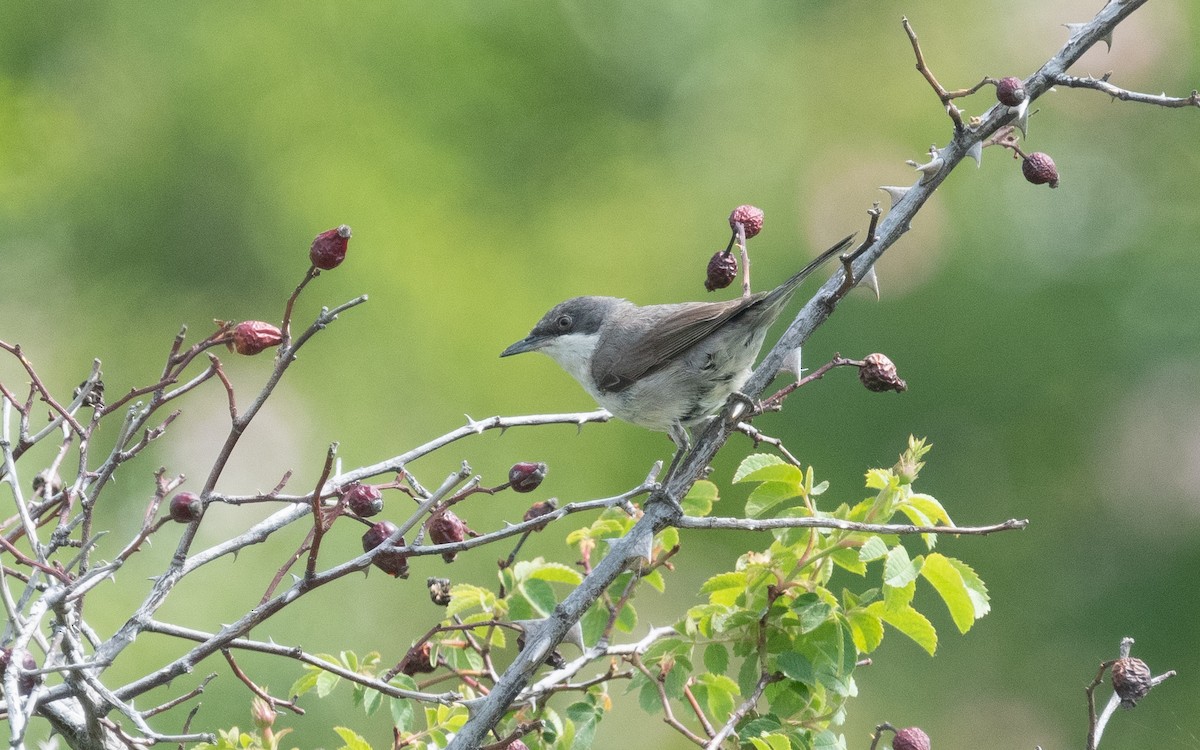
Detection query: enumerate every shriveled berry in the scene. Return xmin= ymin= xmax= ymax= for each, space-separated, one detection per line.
xmin=169 ymin=492 xmax=203 ymax=523
xmin=428 ymin=510 xmax=468 ymax=562
xmin=1112 ymin=656 xmax=1153 ymax=707
xmin=362 ymin=521 xmax=409 ymax=578
xmin=504 ymin=741 xmax=530 ymax=750
xmin=32 ymin=470 xmax=64 ymax=498
xmin=892 ymin=726 xmax=930 ymax=750
xmin=704 ymin=250 xmax=738 ymax=292
xmin=522 ymin=499 xmax=558 ymax=531
xmin=1022 ymin=152 xmax=1059 ymax=188
xmin=230 ymin=321 xmax=283 ymax=356
xmin=400 ymin=642 xmax=436 ymax=676
xmin=859 ymin=353 xmax=907 ymax=393
xmin=996 ymin=76 xmax=1026 ymax=106
xmin=508 ymin=462 xmax=547 ymax=493
xmin=309 ymin=224 xmax=352 ymax=270
xmin=427 ymin=576 xmax=452 ymax=606
xmin=728 ymin=205 xmax=765 ymax=238
xmin=344 ymin=483 xmax=384 ymax=517
xmin=0 ymin=648 xmax=38 ymax=695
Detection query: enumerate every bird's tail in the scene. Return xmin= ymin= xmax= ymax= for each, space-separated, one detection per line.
xmin=763 ymin=233 xmax=858 ymax=306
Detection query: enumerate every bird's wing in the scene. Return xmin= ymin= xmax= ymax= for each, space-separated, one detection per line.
xmin=591 ymin=297 xmax=759 ymax=393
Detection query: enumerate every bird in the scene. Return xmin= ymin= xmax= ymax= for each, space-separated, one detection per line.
xmin=500 ymin=234 xmax=855 ymax=452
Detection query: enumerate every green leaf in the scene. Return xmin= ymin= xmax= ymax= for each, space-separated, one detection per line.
xmin=642 ymin=568 xmax=666 ymax=593
xmin=734 ymin=453 xmax=786 ymax=483
xmin=529 ymin=562 xmax=584 ymax=585
xmin=740 ymin=462 xmax=804 ymax=486
xmin=682 ymin=480 xmax=719 ymax=516
xmin=907 ymin=492 xmax=951 ymax=525
xmin=289 ymin=668 xmax=320 ymax=698
xmin=446 ymin=584 xmax=495 ymax=620
xmin=333 ymin=726 xmax=373 ymax=750
xmin=747 ymin=733 xmax=792 ymax=750
xmin=389 ymin=695 xmax=414 ymax=733
xmin=700 ymin=571 xmax=747 ymax=606
xmin=316 ymin=669 xmax=341 ymax=699
xmin=858 ymin=536 xmax=889 ymax=562
xmin=813 ymin=730 xmax=847 ymax=750
xmin=775 ymin=651 xmax=815 ymax=684
xmin=704 ymin=643 xmax=729 ymax=675
xmin=520 ymin=578 xmax=558 ymax=615
xmin=882 ymin=545 xmax=918 ymax=588
xmin=745 ymin=481 xmax=801 ymax=518
xmin=867 ymin=602 xmax=937 ymax=655
xmin=847 ymin=608 xmax=884 ymax=653
xmin=615 ymin=601 xmax=638 ymax=633
xmin=920 ymin=554 xmax=990 ymax=633
xmin=830 ymin=546 xmax=866 ymax=575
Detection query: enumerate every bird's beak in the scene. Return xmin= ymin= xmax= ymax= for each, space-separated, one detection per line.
xmin=500 ymin=335 xmax=545 ymax=357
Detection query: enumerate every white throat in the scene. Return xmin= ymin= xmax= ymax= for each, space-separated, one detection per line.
xmin=537 ymin=333 xmax=603 ymax=400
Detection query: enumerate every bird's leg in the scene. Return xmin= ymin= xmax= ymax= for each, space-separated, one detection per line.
xmin=724 ymin=391 xmax=762 ymax=423
xmin=658 ymin=425 xmax=690 ymax=511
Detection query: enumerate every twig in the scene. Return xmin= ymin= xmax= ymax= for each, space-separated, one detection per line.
xmin=1053 ymin=73 xmax=1200 ymax=108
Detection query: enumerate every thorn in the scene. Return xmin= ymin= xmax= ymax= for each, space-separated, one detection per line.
xmin=966 ymin=141 xmax=984 ymax=167
xmin=879 ymin=185 xmax=911 ymax=208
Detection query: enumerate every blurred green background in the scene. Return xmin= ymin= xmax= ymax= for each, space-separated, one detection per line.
xmin=2 ymin=1 xmax=1198 ymax=748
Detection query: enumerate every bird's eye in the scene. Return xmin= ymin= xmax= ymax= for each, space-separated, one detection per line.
xmin=555 ymin=315 xmax=572 ymax=330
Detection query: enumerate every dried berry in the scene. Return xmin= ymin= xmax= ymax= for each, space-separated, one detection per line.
xmin=704 ymin=250 xmax=738 ymax=292
xmin=504 ymin=741 xmax=530 ymax=750
xmin=1111 ymin=656 xmax=1153 ymax=707
xmin=1022 ymin=152 xmax=1059 ymax=188
xmin=362 ymin=521 xmax=409 ymax=578
xmin=996 ymin=76 xmax=1026 ymax=106
xmin=428 ymin=510 xmax=468 ymax=562
xmin=522 ymin=499 xmax=558 ymax=531
xmin=344 ymin=483 xmax=384 ymax=517
xmin=427 ymin=576 xmax=452 ymax=606
xmin=230 ymin=321 xmax=283 ymax=356
xmin=859 ymin=353 xmax=907 ymax=393
xmin=309 ymin=224 xmax=352 ymax=270
xmin=32 ymin=470 xmax=63 ymax=499
xmin=508 ymin=462 xmax=547 ymax=493
xmin=400 ymin=642 xmax=436 ymax=676
xmin=169 ymin=492 xmax=203 ymax=523
xmin=0 ymin=648 xmax=38 ymax=695
xmin=892 ymin=726 xmax=931 ymax=750
xmin=728 ymin=204 xmax=764 ymax=238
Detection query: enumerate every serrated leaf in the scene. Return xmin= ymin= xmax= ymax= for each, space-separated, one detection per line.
xmin=615 ymin=601 xmax=638 ymax=633
xmin=867 ymin=601 xmax=937 ymax=655
xmin=642 ymin=569 xmax=666 ymax=593
xmin=289 ymin=669 xmax=320 ymax=698
xmin=529 ymin=562 xmax=584 ymax=585
xmin=830 ymin=546 xmax=866 ymax=575
xmin=520 ymin=577 xmax=558 ymax=615
xmin=907 ymin=492 xmax=951 ymax=525
xmin=921 ymin=554 xmax=989 ymax=633
xmin=740 ymin=462 xmax=804 ymax=485
xmin=864 ymin=468 xmax=891 ymax=490
xmin=704 ymin=643 xmax=729 ymax=675
xmin=446 ymin=584 xmax=494 ymax=620
xmin=882 ymin=545 xmax=917 ymax=587
xmin=316 ymin=669 xmax=341 ymax=698
xmin=882 ymin=578 xmax=915 ymax=610
xmin=734 ymin=453 xmax=786 ymax=483
xmin=776 ymin=651 xmax=815 ymax=684
xmin=813 ymin=730 xmax=847 ymax=750
xmin=389 ymin=695 xmax=413 ymax=732
xmin=858 ymin=536 xmax=889 ymax=562
xmin=333 ymin=726 xmax=372 ymax=750
xmin=682 ymin=480 xmax=719 ymax=516
xmin=700 ymin=571 xmax=746 ymax=596
xmin=847 ymin=608 xmax=884 ymax=653
xmin=745 ymin=481 xmax=801 ymax=518
xmin=748 ymin=733 xmax=792 ymax=750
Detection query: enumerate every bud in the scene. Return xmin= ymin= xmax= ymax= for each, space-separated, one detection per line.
xmin=1111 ymin=656 xmax=1153 ymax=707
xmin=728 ymin=205 xmax=765 ymax=239
xmin=858 ymin=353 xmax=907 ymax=393
xmin=230 ymin=321 xmax=283 ymax=356
xmin=1021 ymin=152 xmax=1059 ymax=188
xmin=309 ymin=224 xmax=352 ymax=270
xmin=362 ymin=521 xmax=409 ymax=578
xmin=427 ymin=576 xmax=452 ymax=606
xmin=522 ymin=499 xmax=558 ymax=531
xmin=169 ymin=492 xmax=203 ymax=523
xmin=892 ymin=726 xmax=930 ymax=750
xmin=251 ymin=696 xmax=276 ymax=732
xmin=344 ymin=483 xmax=384 ymax=517
xmin=704 ymin=250 xmax=738 ymax=292
xmin=400 ymin=642 xmax=436 ymax=676
xmin=427 ymin=510 xmax=469 ymax=562
xmin=995 ymin=76 xmax=1026 ymax=106
xmin=508 ymin=462 xmax=547 ymax=493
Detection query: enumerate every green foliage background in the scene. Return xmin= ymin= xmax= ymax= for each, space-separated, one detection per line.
xmin=1 ymin=2 xmax=1198 ymax=748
